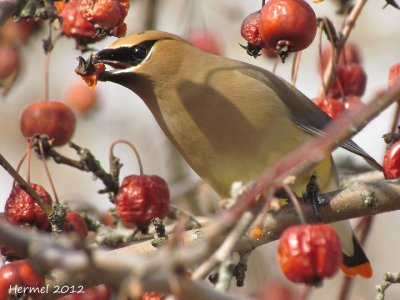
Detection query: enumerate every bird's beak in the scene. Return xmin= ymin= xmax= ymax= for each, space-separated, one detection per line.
xmin=93 ymin=48 xmax=132 ymax=80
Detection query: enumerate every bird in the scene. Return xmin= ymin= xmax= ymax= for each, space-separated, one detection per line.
xmin=91 ymin=30 xmax=382 ymax=278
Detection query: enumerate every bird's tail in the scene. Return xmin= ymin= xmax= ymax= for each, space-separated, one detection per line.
xmin=326 ymin=159 xmax=372 ymax=278
xmin=330 ymin=221 xmax=372 ymax=278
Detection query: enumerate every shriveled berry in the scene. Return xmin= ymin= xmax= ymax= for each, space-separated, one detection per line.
xmin=328 ymin=63 xmax=367 ymax=98
xmin=320 ymin=42 xmax=362 ymax=74
xmin=241 ymin=10 xmax=263 ymax=47
xmin=259 ymin=0 xmax=317 ymax=60
xmin=240 ymin=10 xmax=264 ymax=58
xmin=57 ymin=284 xmax=111 ymax=300
xmin=388 ymin=63 xmax=400 ymax=102
xmin=188 ymin=31 xmax=222 ymax=56
xmin=20 ymin=100 xmax=76 ymax=146
xmin=75 ymin=56 xmax=106 ymax=88
xmin=5 ymin=184 xmax=52 ymax=230
xmin=115 ymin=175 xmax=170 ymax=226
xmin=277 ymin=224 xmax=342 ymax=284
xmin=64 ymin=211 xmax=88 ymax=238
xmin=313 ymin=97 xmax=345 ymax=119
xmin=383 ymin=141 xmax=400 ymax=179
xmin=55 ymin=0 xmax=100 ymax=45
xmin=0 ymin=260 xmax=45 ymax=299
xmin=80 ymin=0 xmax=130 ymax=31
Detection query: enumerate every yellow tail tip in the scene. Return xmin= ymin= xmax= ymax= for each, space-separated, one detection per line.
xmin=340 ymin=263 xmax=373 ymax=278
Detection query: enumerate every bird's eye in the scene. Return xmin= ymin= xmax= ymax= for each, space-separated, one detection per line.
xmin=133 ymin=46 xmax=148 ymax=60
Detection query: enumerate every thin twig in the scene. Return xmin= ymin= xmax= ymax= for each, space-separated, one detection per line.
xmin=320 ymin=0 xmax=368 ymax=93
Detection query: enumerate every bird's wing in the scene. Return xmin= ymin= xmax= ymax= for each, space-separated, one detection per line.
xmin=237 ymin=64 xmax=382 ymax=171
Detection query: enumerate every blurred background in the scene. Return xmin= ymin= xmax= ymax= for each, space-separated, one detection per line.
xmin=0 ymin=0 xmax=400 ymax=299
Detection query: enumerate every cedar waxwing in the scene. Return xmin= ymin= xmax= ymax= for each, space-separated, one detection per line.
xmin=92 ymin=30 xmax=382 ymax=278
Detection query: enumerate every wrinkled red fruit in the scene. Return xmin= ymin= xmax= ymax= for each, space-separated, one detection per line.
xmin=259 ymin=0 xmax=317 ymax=54
xmin=66 ymin=81 xmax=98 ymax=115
xmin=115 ymin=175 xmax=170 ymax=226
xmin=5 ymin=184 xmax=52 ymax=230
xmin=55 ymin=0 xmax=100 ymax=44
xmin=277 ymin=224 xmax=342 ymax=284
xmin=320 ymin=42 xmax=362 ymax=74
xmin=241 ymin=10 xmax=263 ymax=47
xmin=80 ymin=0 xmax=130 ymax=30
xmin=240 ymin=10 xmax=264 ymax=57
xmin=0 ymin=260 xmax=45 ymax=299
xmin=328 ymin=63 xmax=367 ymax=98
xmin=57 ymin=284 xmax=111 ymax=300
xmin=0 ymin=39 xmax=20 ymax=79
xmin=64 ymin=211 xmax=88 ymax=238
xmin=313 ymin=97 xmax=345 ymax=119
xmin=188 ymin=31 xmax=222 ymax=56
xmin=20 ymin=101 xmax=76 ymax=146
xmin=383 ymin=141 xmax=400 ymax=179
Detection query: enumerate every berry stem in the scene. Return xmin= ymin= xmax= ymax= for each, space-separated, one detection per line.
xmin=272 ymin=56 xmax=279 ymax=74
xmin=109 ymin=139 xmax=144 ymax=176
xmin=291 ymin=50 xmax=302 ymax=87
xmin=26 ymin=137 xmax=33 ymax=183
xmin=280 ymin=184 xmax=306 ymax=225
xmin=390 ymin=103 xmax=400 ymax=133
xmin=38 ymin=139 xmax=59 ymax=204
xmin=320 ymin=0 xmax=367 ymax=93
xmin=44 ymin=51 xmax=51 ymax=101
xmin=14 ymin=150 xmax=28 ymax=185
xmin=317 ymin=23 xmax=327 ymax=97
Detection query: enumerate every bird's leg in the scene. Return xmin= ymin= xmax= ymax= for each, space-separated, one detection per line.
xmin=302 ymin=175 xmax=324 ymax=222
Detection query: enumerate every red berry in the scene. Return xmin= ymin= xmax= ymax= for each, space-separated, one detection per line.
xmin=0 ymin=39 xmax=20 ymax=79
xmin=80 ymin=0 xmax=130 ymax=31
xmin=115 ymin=175 xmax=170 ymax=226
xmin=389 ymin=63 xmax=400 ymax=87
xmin=259 ymin=281 xmax=293 ymax=300
xmin=64 ymin=211 xmax=88 ymax=238
xmin=0 ymin=260 xmax=45 ymax=299
xmin=55 ymin=0 xmax=100 ymax=44
xmin=328 ymin=63 xmax=367 ymax=98
xmin=313 ymin=97 xmax=345 ymax=119
xmin=344 ymin=95 xmax=364 ymax=111
xmin=320 ymin=42 xmax=362 ymax=74
xmin=75 ymin=61 xmax=106 ymax=88
xmin=20 ymin=100 xmax=76 ymax=146
xmin=142 ymin=292 xmax=165 ymax=300
xmin=241 ymin=10 xmax=264 ymax=47
xmin=188 ymin=31 xmax=222 ymax=56
xmin=259 ymin=0 xmax=317 ymax=55
xmin=1 ymin=19 xmax=41 ymax=43
xmin=66 ymin=82 xmax=98 ymax=115
xmin=383 ymin=141 xmax=400 ymax=179
xmin=277 ymin=224 xmax=342 ymax=284
xmin=57 ymin=284 xmax=111 ymax=300
xmin=5 ymin=184 xmax=52 ymax=230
